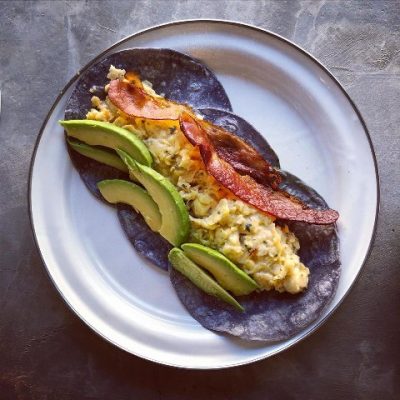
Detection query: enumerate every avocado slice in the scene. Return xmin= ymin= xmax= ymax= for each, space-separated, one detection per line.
xmin=60 ymin=120 xmax=152 ymax=166
xmin=168 ymin=248 xmax=244 ymax=312
xmin=117 ymin=149 xmax=190 ymax=246
xmin=98 ymin=179 xmax=162 ymax=231
xmin=67 ymin=139 xmax=128 ymax=172
xmin=181 ymin=243 xmax=258 ymax=296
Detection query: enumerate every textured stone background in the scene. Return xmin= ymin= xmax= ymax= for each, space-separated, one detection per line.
xmin=1 ymin=1 xmax=399 ymax=399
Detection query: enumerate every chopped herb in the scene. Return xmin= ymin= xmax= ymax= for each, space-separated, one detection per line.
xmin=245 ymin=223 xmax=252 ymax=232
xmin=169 ymin=127 xmax=176 ymax=134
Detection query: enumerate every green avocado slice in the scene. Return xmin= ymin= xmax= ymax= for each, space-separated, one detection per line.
xmin=60 ymin=120 xmax=152 ymax=166
xmin=168 ymin=248 xmax=244 ymax=312
xmin=117 ymin=149 xmax=190 ymax=246
xmin=181 ymin=243 xmax=258 ymax=296
xmin=67 ymin=139 xmax=128 ymax=172
xmin=97 ymin=179 xmax=162 ymax=231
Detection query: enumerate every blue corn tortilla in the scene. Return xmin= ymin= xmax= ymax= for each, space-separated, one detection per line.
xmin=170 ymin=171 xmax=340 ymax=342
xmin=64 ymin=48 xmax=340 ymax=340
xmin=64 ymin=48 xmax=232 ymax=270
xmin=169 ymin=111 xmax=340 ymax=341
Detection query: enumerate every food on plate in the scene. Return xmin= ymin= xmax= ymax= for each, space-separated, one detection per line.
xmin=168 ymin=248 xmax=244 ymax=312
xmin=98 ymin=179 xmax=161 ymax=232
xmin=61 ymin=119 xmax=152 ymax=167
xmin=67 ymin=139 xmax=128 ymax=172
xmin=181 ymin=243 xmax=258 ymax=296
xmin=117 ymin=150 xmax=190 ymax=246
xmin=108 ymin=78 xmax=187 ymax=120
xmin=61 ymin=48 xmax=340 ymax=341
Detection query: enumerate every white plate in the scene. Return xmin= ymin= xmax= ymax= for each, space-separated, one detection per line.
xmin=29 ymin=20 xmax=379 ymax=369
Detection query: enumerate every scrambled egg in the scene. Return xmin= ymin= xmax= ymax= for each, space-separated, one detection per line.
xmin=86 ymin=66 xmax=310 ymax=294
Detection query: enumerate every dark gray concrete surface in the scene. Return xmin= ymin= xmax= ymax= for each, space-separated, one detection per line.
xmin=1 ymin=1 xmax=399 ymax=399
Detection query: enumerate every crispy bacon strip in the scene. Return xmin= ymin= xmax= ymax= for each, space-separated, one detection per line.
xmin=200 ymin=119 xmax=282 ymax=188
xmin=108 ymin=79 xmax=187 ymax=120
xmin=179 ymin=112 xmax=339 ymax=225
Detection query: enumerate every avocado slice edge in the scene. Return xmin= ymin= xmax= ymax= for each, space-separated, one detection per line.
xmin=169 ymin=248 xmax=244 ymax=312
xmin=182 ymin=243 xmax=258 ymax=296
xmin=60 ymin=119 xmax=152 ymax=167
xmin=98 ymin=179 xmax=162 ymax=232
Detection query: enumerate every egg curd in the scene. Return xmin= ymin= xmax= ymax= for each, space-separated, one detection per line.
xmin=86 ymin=66 xmax=309 ymax=294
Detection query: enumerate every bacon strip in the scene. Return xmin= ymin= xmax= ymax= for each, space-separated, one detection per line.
xmin=179 ymin=112 xmax=339 ymax=225
xmin=200 ymin=119 xmax=282 ymax=188
xmin=108 ymin=79 xmax=187 ymax=120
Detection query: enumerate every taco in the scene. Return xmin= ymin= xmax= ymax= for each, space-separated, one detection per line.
xmin=60 ymin=48 xmax=340 ymax=341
